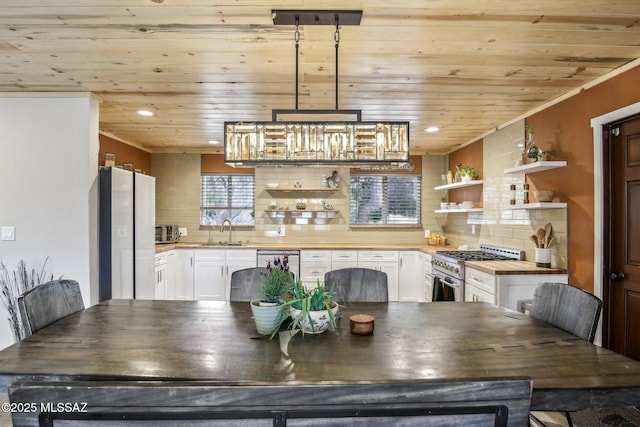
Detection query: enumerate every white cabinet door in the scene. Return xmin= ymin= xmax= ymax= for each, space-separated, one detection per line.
xmin=155 ymin=264 xmax=166 ymax=299
xmin=172 ymin=249 xmax=194 ymax=300
xmin=225 ymin=249 xmax=257 ymax=300
xmin=154 ymin=253 xmax=167 ymax=299
xmin=398 ymin=251 xmax=422 ymax=302
xmin=464 ymin=266 xmax=568 ymax=310
xmin=331 ymin=250 xmax=358 ymax=270
xmin=358 ymin=251 xmax=399 ymax=301
xmin=380 ymin=262 xmax=399 ymax=302
xmin=165 ymin=250 xmax=175 ymax=299
xmin=422 ymin=252 xmax=433 ymax=302
xmin=300 ymin=250 xmax=332 ymax=286
xmin=465 ymin=267 xmax=497 ymax=305
xmin=194 ymin=249 xmax=226 ymax=301
xmin=496 ymin=273 xmax=568 ymax=311
xmin=465 ymin=283 xmax=495 ymax=304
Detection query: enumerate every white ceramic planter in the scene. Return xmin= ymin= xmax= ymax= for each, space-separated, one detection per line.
xmin=289 ymin=302 xmax=339 ymax=334
xmin=250 ymin=300 xmax=285 ymax=335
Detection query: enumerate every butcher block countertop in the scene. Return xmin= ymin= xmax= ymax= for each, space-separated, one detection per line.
xmin=465 ymin=260 xmax=568 ymax=275
xmin=155 ymin=242 xmax=453 ymax=253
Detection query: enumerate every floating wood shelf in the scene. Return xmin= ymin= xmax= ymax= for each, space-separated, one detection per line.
xmin=434 ymin=180 xmax=483 ymax=191
xmin=506 ymin=203 xmax=567 ymax=210
xmin=265 ymin=187 xmax=339 ymax=193
xmin=435 ymin=208 xmax=484 ymax=214
xmin=503 ymin=161 xmax=567 ymax=174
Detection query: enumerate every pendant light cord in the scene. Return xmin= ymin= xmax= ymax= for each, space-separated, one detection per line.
xmin=294 ymin=17 xmax=300 ymax=111
xmin=334 ymin=16 xmax=340 ymax=110
xmin=291 ymin=14 xmax=342 ymax=112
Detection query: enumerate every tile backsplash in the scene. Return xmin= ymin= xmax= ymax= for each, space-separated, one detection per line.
xmin=442 ymin=119 xmax=567 ymax=267
xmin=152 ymin=154 xmax=441 ymax=246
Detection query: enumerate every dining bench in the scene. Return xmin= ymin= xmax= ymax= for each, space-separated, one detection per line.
xmin=8 ymin=377 xmax=532 ymax=426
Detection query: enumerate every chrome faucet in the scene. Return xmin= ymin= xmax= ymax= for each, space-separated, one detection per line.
xmin=220 ymin=218 xmax=232 ymax=244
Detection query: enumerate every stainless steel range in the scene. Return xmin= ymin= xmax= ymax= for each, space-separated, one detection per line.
xmin=431 ymin=244 xmax=524 ymax=301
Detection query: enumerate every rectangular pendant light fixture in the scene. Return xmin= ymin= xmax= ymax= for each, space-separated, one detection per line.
xmin=224 ymin=121 xmax=409 ymax=167
xmin=224 ymin=10 xmax=410 ymax=168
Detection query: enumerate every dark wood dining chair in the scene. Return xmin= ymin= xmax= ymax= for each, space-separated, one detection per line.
xmin=529 ymin=282 xmax=602 ymax=343
xmin=525 ymin=282 xmax=602 ymax=427
xmin=324 ymin=267 xmax=388 ymax=303
xmin=230 ymin=267 xmax=268 ymax=302
xmin=18 ymin=279 xmax=85 ymax=338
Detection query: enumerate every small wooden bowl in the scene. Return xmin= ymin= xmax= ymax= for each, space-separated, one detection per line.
xmin=350 ymin=314 xmax=374 ymax=335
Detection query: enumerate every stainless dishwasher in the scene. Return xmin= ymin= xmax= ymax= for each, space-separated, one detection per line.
xmin=257 ymin=250 xmax=300 ymax=282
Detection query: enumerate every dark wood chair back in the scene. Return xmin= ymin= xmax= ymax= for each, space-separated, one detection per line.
xmin=17 ymin=279 xmax=84 ymax=338
xmin=324 ymin=267 xmax=388 ymax=303
xmin=8 ymin=377 xmax=532 ymax=426
xmin=230 ymin=267 xmax=268 ymax=302
xmin=530 ymin=282 xmax=602 ymax=343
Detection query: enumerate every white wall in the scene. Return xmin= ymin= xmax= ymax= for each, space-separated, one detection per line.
xmin=0 ymin=93 xmax=99 ymax=349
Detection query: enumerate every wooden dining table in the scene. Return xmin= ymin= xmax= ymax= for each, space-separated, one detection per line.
xmin=1 ymin=299 xmax=640 ymax=412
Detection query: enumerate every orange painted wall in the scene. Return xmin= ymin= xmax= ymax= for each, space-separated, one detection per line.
xmin=448 ymin=139 xmax=483 ymax=205
xmin=524 ymin=65 xmax=640 ymax=292
xmin=99 ymin=134 xmax=152 ymax=175
xmin=201 ymin=154 xmax=254 ymax=173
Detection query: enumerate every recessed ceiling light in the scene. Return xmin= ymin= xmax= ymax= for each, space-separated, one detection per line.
xmin=425 ymin=127 xmax=439 ymax=133
xmin=208 ymin=140 xmax=220 ymax=145
xmin=137 ymin=110 xmax=154 ymax=116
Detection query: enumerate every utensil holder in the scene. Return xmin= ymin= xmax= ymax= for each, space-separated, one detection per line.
xmin=535 ymin=248 xmax=552 ymax=268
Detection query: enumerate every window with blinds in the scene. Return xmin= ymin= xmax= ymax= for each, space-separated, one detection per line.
xmin=350 ymin=175 xmax=421 ymax=225
xmin=201 ymin=174 xmax=255 ymax=226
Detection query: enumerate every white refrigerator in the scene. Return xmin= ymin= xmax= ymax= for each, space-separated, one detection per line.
xmin=99 ymin=167 xmax=156 ymax=301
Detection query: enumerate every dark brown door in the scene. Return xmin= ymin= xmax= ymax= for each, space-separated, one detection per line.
xmin=605 ymin=116 xmax=640 ymax=360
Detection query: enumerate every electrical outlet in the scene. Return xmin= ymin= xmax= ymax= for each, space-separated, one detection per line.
xmin=179 ymin=227 xmax=187 ymax=236
xmin=277 ymin=225 xmax=285 ymax=236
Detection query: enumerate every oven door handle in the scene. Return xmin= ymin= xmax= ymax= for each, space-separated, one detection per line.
xmin=439 ymin=276 xmax=460 ymax=288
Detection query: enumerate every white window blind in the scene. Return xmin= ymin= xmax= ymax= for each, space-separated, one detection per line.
xmin=201 ymin=174 xmax=255 ymax=226
xmin=350 ymin=175 xmax=421 ymax=225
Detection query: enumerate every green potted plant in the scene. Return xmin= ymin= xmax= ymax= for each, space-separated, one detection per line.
xmin=260 ymin=256 xmax=293 ymax=304
xmin=281 ymin=280 xmax=339 ymax=336
xmin=528 ymin=148 xmax=557 ymax=162
xmin=523 ymin=125 xmax=558 ymax=162
xmin=454 ymin=165 xmax=480 ymax=182
xmin=250 ymin=255 xmax=294 ymax=335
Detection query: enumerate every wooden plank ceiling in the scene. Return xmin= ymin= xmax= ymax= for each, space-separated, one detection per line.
xmin=1 ymin=1 xmax=640 ymax=154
